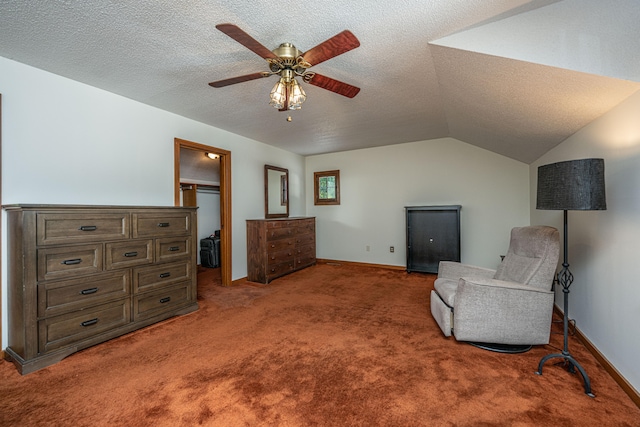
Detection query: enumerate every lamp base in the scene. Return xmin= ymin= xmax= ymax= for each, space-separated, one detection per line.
xmin=536 ymin=352 xmax=595 ymax=397
xmin=467 ymin=342 xmax=532 ymax=354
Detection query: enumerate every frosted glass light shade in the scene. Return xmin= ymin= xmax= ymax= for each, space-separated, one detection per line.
xmin=269 ymin=79 xmax=287 ymax=109
xmin=287 ymin=79 xmax=306 ymax=110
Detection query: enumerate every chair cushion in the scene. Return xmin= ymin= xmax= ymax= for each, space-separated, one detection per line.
xmin=493 ymin=226 xmax=559 ymax=290
xmin=433 ymin=278 xmax=459 ymax=307
xmin=493 ymin=253 xmax=541 ymax=284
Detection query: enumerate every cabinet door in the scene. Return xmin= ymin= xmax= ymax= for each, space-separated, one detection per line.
xmin=406 ymin=207 xmax=460 ymax=274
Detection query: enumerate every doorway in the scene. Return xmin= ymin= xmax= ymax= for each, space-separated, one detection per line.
xmin=174 ymin=138 xmax=232 ymax=287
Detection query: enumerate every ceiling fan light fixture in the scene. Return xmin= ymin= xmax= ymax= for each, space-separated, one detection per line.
xmin=269 ymin=76 xmax=307 ymax=110
xmin=269 ymin=78 xmax=287 ymax=109
xmin=210 ymin=25 xmax=361 ymax=112
xmin=287 ymin=78 xmax=306 ymax=110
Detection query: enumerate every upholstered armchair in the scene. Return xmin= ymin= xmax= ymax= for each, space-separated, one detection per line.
xmin=430 ymin=226 xmax=560 ymax=350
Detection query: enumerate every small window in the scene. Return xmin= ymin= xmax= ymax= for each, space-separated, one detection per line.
xmin=314 ymin=170 xmax=340 ymax=205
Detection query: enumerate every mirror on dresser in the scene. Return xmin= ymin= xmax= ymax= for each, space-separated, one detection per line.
xmin=265 ymin=164 xmax=289 ymax=218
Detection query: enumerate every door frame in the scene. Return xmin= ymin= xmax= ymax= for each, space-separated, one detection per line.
xmin=174 ymin=138 xmax=232 ymax=287
xmin=1 ymin=94 xmax=3 ymax=355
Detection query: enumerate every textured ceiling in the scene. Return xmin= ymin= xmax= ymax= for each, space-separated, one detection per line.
xmin=1 ymin=0 xmax=638 ymax=163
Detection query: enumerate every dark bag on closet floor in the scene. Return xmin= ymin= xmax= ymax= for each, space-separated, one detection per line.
xmin=200 ymin=236 xmax=220 ymax=268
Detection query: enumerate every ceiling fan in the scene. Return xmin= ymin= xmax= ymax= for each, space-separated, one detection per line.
xmin=209 ymin=24 xmax=361 ymax=112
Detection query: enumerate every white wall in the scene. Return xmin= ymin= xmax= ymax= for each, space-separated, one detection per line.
xmin=0 ymin=56 xmax=306 ymax=349
xmin=305 ymin=138 xmax=530 ymax=269
xmin=530 ymin=90 xmax=640 ymax=395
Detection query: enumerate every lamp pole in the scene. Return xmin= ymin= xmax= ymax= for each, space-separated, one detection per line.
xmin=535 ymin=210 xmax=594 ymax=397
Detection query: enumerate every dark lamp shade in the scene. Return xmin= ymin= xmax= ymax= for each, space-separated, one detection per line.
xmin=537 ymin=158 xmax=607 ymax=211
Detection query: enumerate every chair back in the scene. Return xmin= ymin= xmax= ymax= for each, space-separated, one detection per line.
xmin=493 ymin=226 xmax=560 ymax=290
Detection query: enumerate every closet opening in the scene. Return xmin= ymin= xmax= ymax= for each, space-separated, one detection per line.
xmin=174 ymin=138 xmax=232 ymax=287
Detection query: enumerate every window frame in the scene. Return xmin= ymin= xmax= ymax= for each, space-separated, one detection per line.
xmin=314 ymin=170 xmax=341 ymax=205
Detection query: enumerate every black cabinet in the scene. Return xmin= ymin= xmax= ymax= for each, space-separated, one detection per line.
xmin=406 ymin=205 xmax=461 ymax=274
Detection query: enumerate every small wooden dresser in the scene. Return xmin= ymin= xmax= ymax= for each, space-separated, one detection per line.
xmin=246 ymin=217 xmax=316 ymax=284
xmin=4 ymin=204 xmax=199 ymax=374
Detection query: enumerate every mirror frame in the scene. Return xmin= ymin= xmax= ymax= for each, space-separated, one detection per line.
xmin=264 ymin=164 xmax=289 ymax=218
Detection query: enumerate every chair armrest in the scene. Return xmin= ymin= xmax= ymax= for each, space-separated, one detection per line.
xmin=438 ymin=261 xmax=495 ymax=280
xmin=453 ymin=276 xmax=555 ymax=345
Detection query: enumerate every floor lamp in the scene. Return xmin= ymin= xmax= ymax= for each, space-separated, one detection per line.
xmin=535 ymin=158 xmax=606 ymax=397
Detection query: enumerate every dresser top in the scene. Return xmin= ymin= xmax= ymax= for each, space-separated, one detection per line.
xmin=3 ymin=204 xmax=198 ymax=211
xmin=247 ymin=216 xmax=315 ymax=222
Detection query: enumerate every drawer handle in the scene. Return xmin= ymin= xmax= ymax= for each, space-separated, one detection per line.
xmin=168 ymin=246 xmax=180 ymax=252
xmin=159 ymin=297 xmax=171 ymax=304
xmin=62 ymin=258 xmax=82 ymax=265
xmin=270 ymin=244 xmax=275 ymax=248
xmin=158 ymin=222 xmax=170 ymax=228
xmin=80 ymin=287 xmax=99 ymax=295
xmin=159 ymin=272 xmax=171 ymax=278
xmin=79 ymin=225 xmax=97 ymax=231
xmin=81 ymin=318 xmax=99 ymax=327
xmin=124 ymin=251 xmax=138 ymax=257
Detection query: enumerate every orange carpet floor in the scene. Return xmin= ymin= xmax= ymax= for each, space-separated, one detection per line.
xmin=1 ymin=263 xmax=638 ymax=426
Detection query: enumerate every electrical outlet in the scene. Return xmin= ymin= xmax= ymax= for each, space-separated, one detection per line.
xmin=366 ymin=245 xmax=370 ymax=252
xmin=390 ymin=246 xmax=394 ymax=253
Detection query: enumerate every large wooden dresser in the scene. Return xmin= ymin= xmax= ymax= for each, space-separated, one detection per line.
xmin=4 ymin=205 xmax=198 ymax=374
xmin=246 ymin=217 xmax=316 ymax=284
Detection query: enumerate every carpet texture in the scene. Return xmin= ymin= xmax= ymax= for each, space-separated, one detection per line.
xmin=1 ymin=263 xmax=639 ymax=426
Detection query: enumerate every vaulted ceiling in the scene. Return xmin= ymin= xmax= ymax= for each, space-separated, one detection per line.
xmin=1 ymin=0 xmax=638 ymax=163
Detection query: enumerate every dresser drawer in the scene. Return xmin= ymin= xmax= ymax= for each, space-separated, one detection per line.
xmin=296 ymin=220 xmax=315 ymax=234
xmin=267 ymin=237 xmax=296 ymax=252
xmin=133 ymin=212 xmax=191 ymax=238
xmin=36 ymin=212 xmax=129 ymax=246
xmin=296 ymin=232 xmax=315 ymax=246
xmin=295 ymin=255 xmax=316 ymax=269
xmin=296 ymin=243 xmax=316 ymax=259
xmin=105 ymin=240 xmax=153 ymax=270
xmin=38 ymin=271 xmax=130 ymax=318
xmin=37 ymin=244 xmax=103 ymax=282
xmin=267 ymin=261 xmax=294 ymax=280
xmin=38 ymin=299 xmax=130 ymax=353
xmin=266 ymin=220 xmax=299 ymax=228
xmin=267 ymin=227 xmax=295 ymax=241
xmin=156 ymin=236 xmax=191 ymax=263
xmin=267 ymin=248 xmax=295 ymax=266
xmin=133 ymin=282 xmax=192 ymax=321
xmin=133 ymin=261 xmax=191 ymax=293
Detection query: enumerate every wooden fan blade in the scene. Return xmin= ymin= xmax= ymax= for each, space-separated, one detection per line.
xmin=216 ymin=23 xmax=278 ymax=59
xmin=302 ymin=30 xmax=360 ymax=66
xmin=209 ymin=73 xmax=269 ymax=88
xmin=306 ymin=74 xmax=360 ymax=98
